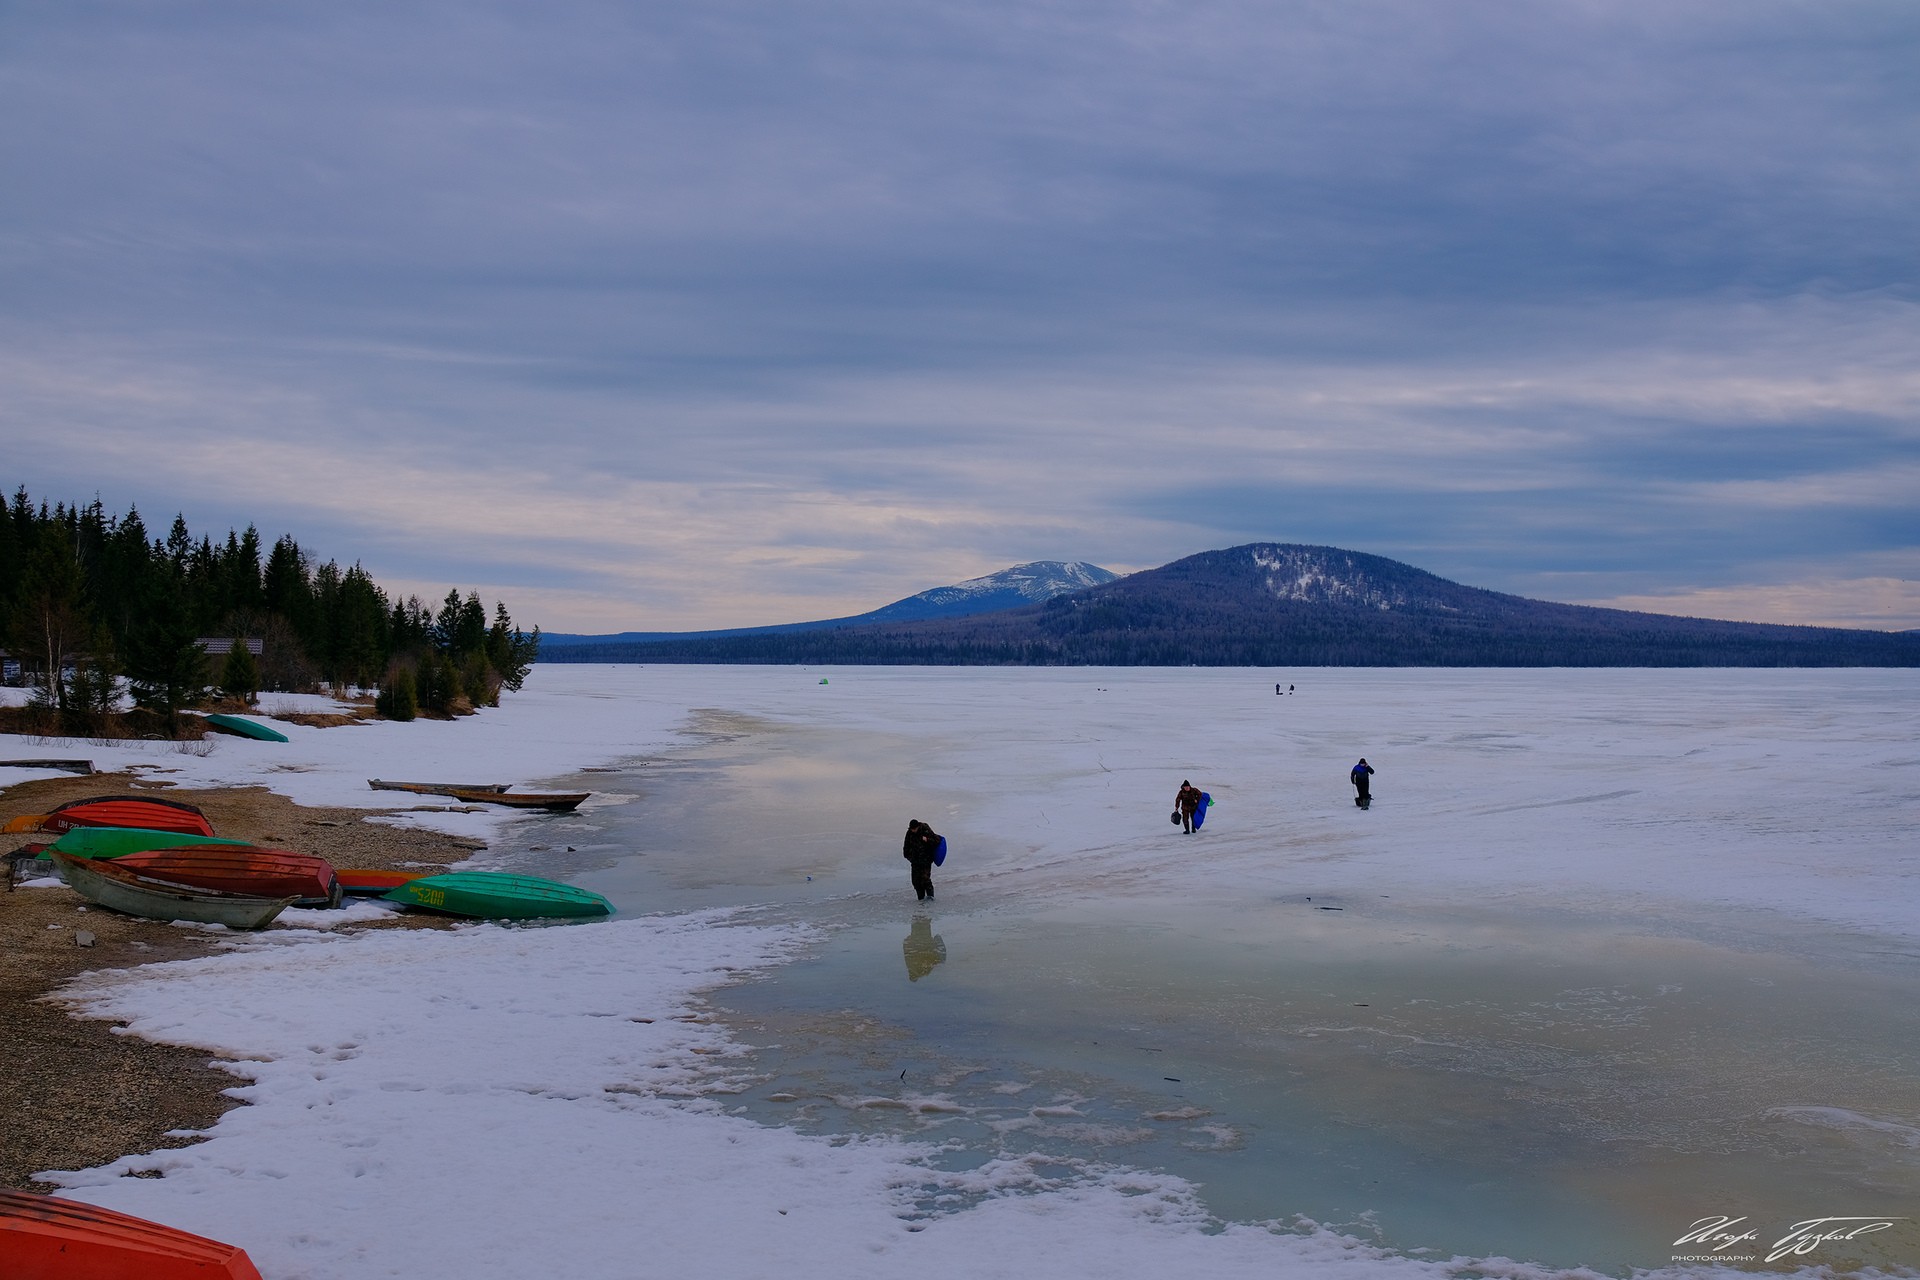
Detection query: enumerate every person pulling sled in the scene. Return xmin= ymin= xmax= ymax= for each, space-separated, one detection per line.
xmin=1350 ymin=758 xmax=1374 ymax=809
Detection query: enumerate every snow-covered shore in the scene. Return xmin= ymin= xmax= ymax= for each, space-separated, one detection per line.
xmin=15 ymin=664 xmax=1916 ymax=1278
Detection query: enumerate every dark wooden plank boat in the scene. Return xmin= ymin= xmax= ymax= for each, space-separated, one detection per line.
xmin=0 ymin=758 xmax=94 ymax=774
xmin=383 ymin=871 xmax=613 ymax=920
xmin=368 ymin=779 xmax=510 ymax=796
xmin=52 ymin=852 xmax=293 ymax=930
xmin=336 ymin=867 xmax=432 ymax=895
xmin=444 ymin=789 xmax=589 ymax=812
xmin=0 ymin=1188 xmax=265 ymax=1280
xmin=203 ymin=713 xmax=290 ymax=743
xmin=114 ymin=846 xmax=342 ymax=908
xmin=40 ymin=795 xmax=216 ymax=838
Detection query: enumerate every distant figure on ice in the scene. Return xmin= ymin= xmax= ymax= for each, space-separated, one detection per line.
xmin=902 ymin=819 xmax=942 ymax=901
xmin=902 ymin=914 xmax=947 ymax=982
xmin=1350 ymin=758 xmax=1374 ymax=809
xmin=1174 ymin=780 xmax=1204 ymax=833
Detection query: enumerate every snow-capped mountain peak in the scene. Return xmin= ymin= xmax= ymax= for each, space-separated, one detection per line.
xmin=914 ymin=561 xmax=1117 ymax=607
xmin=864 ymin=561 xmax=1119 ymax=622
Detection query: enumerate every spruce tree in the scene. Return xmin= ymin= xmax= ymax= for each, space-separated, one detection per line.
xmin=374 ymin=666 xmax=417 ymax=721
xmin=125 ymin=578 xmax=212 ymax=736
xmin=219 ymin=639 xmax=260 ymax=705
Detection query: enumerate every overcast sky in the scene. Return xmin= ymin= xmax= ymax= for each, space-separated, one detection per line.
xmin=4 ymin=0 xmax=1916 ymax=631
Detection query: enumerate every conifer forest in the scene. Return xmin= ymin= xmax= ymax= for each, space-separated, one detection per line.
xmin=0 ymin=489 xmax=539 ymax=734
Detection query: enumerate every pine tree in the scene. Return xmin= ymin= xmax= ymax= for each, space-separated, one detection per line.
xmin=375 ymin=666 xmax=418 ymax=721
xmin=486 ymin=601 xmax=541 ymax=692
xmin=219 ymin=639 xmax=260 ymax=704
xmin=124 ymin=576 xmax=212 ymax=736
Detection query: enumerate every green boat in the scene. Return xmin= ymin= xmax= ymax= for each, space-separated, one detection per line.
xmin=45 ymin=827 xmax=256 ymax=859
xmin=204 ymin=713 xmax=290 ymax=743
xmin=381 ymin=872 xmax=613 ymax=921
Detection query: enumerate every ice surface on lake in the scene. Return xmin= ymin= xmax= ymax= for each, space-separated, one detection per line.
xmin=32 ymin=665 xmax=1920 ymax=1278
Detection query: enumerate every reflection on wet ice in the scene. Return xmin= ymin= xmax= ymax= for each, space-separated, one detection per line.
xmin=903 ymin=913 xmax=947 ymax=982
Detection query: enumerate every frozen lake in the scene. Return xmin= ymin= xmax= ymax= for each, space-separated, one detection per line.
xmin=37 ymin=664 xmax=1918 ymax=1278
xmin=497 ymin=667 xmax=1920 ymax=1275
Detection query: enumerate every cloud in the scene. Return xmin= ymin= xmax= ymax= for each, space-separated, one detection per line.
xmin=1579 ymin=578 xmax=1920 ymax=631
xmin=2 ymin=1 xmax=1916 ymax=629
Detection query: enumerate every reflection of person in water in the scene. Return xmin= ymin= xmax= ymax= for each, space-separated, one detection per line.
xmin=902 ymin=914 xmax=947 ymax=982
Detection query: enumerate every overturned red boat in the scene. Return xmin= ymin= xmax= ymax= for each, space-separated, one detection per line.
xmin=40 ymin=795 xmax=216 ymax=838
xmin=0 ymin=1188 xmax=264 ymax=1280
xmin=113 ymin=845 xmax=342 ymax=908
xmin=336 ymin=867 xmax=430 ymax=895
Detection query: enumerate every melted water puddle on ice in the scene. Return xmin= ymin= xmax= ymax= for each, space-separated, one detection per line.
xmin=706 ymin=897 xmax=1920 ymax=1274
xmin=526 ymin=713 xmax=1920 ymax=1276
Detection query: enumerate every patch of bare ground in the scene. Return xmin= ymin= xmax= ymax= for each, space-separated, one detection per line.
xmin=1 ymin=772 xmax=483 ymax=1191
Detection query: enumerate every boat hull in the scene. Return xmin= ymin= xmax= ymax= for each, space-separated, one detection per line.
xmin=40 ymin=827 xmax=254 ymax=860
xmin=53 ymin=853 xmax=293 ymax=930
xmin=113 ymin=846 xmax=341 ymax=908
xmin=41 ymin=796 xmax=216 ymax=838
xmin=337 ymin=868 xmax=431 ymax=894
xmin=203 ymin=713 xmax=290 ymax=743
xmin=446 ymin=789 xmax=589 ymax=811
xmin=383 ymin=871 xmax=613 ymax=920
xmin=0 ymin=1189 xmax=264 ymax=1280
xmin=368 ymin=779 xmax=510 ymax=795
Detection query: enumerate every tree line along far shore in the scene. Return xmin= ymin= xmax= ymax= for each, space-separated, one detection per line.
xmin=0 ymin=488 xmax=539 ymax=737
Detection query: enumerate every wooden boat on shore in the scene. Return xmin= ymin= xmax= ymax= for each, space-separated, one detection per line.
xmin=0 ymin=758 xmax=94 ymax=774
xmin=52 ymin=852 xmax=293 ymax=930
xmin=37 ymin=827 xmax=254 ymax=860
xmin=367 ymin=780 xmax=586 ymax=810
xmin=383 ymin=871 xmax=613 ymax=920
xmin=445 ymin=789 xmax=589 ymax=811
xmin=203 ymin=713 xmax=290 ymax=743
xmin=0 ymin=1188 xmax=265 ymax=1280
xmin=40 ymin=795 xmax=217 ymax=838
xmin=368 ymin=779 xmax=510 ymax=796
xmin=336 ymin=868 xmax=432 ymax=895
xmin=113 ymin=846 xmax=342 ymax=908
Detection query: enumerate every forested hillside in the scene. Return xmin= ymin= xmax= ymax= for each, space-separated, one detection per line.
xmin=0 ymin=489 xmax=539 ymax=733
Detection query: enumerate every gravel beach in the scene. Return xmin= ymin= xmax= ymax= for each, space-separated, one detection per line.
xmin=1 ymin=771 xmax=483 ymax=1191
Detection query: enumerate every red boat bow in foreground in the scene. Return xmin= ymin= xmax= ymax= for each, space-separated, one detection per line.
xmin=0 ymin=1188 xmax=265 ymax=1279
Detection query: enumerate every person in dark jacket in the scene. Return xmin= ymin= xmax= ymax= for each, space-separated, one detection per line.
xmin=1350 ymin=758 xmax=1374 ymax=808
xmin=1174 ymin=780 xmax=1203 ymax=833
xmin=902 ymin=819 xmax=942 ymax=901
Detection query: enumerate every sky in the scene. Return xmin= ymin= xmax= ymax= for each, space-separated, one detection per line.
xmin=3 ymin=0 xmax=1917 ymax=632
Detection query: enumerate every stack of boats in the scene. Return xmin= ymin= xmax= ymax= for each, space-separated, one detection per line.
xmin=11 ymin=794 xmax=611 ymax=928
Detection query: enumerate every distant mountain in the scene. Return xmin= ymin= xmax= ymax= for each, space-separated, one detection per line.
xmin=540 ymin=561 xmax=1118 ymax=647
xmin=541 ymin=544 xmax=1919 ymax=667
xmin=851 ymin=561 xmax=1118 ymax=624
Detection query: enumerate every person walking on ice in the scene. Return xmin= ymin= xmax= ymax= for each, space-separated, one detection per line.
xmin=1174 ymin=780 xmax=1204 ymax=833
xmin=1350 ymin=758 xmax=1374 ymax=809
xmin=902 ymin=819 xmax=943 ymax=901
